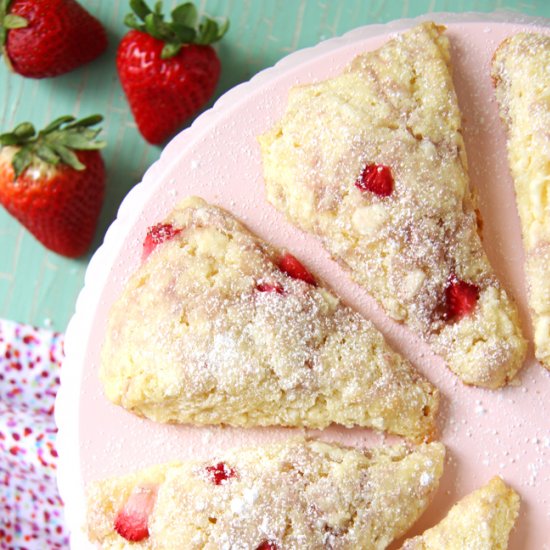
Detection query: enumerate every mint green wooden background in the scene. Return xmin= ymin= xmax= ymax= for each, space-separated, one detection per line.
xmin=1 ymin=0 xmax=549 ymax=331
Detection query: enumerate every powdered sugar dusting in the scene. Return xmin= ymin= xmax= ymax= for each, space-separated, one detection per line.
xmin=87 ymin=439 xmax=444 ymax=547
xmin=259 ymin=22 xmax=526 ymax=389
xmin=100 ymin=198 xmax=438 ymax=441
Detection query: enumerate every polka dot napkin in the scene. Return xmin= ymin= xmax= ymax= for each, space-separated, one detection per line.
xmin=0 ymin=319 xmax=69 ymax=549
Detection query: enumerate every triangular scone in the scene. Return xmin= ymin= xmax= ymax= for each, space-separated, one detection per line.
xmin=492 ymin=33 xmax=550 ymax=370
xmin=101 ymin=197 xmax=438 ymax=441
xmin=400 ymin=476 xmax=520 ymax=549
xmin=258 ymin=22 xmax=527 ymax=388
xmin=86 ymin=438 xmax=445 ymax=549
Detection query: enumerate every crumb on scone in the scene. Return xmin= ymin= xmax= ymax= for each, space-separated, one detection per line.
xmin=86 ymin=438 xmax=445 ymax=549
xmin=492 ymin=31 xmax=550 ymax=371
xmin=400 ymin=476 xmax=520 ymax=549
xmin=258 ymin=21 xmax=527 ymax=388
xmin=100 ymin=197 xmax=439 ymax=442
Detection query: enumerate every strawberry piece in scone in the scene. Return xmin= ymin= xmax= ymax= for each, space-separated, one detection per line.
xmin=204 ymin=462 xmax=237 ymax=486
xmin=259 ymin=22 xmax=527 ymax=388
xmin=278 ymin=252 xmax=317 ymax=285
xmin=444 ymin=275 xmax=480 ymax=322
xmin=355 ymin=163 xmax=394 ymax=197
xmin=114 ymin=485 xmax=157 ymax=542
xmin=142 ymin=223 xmax=181 ymax=261
xmin=86 ymin=438 xmax=444 ymax=549
xmin=101 ymin=197 xmax=439 ymax=442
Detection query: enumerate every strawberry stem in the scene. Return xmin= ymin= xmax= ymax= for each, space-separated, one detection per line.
xmin=0 ymin=115 xmax=106 ymax=178
xmin=124 ymin=0 xmax=229 ymax=58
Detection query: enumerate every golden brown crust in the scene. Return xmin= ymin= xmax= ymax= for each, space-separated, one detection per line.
xmin=101 ymin=197 xmax=439 ymax=441
xmin=259 ymin=22 xmax=527 ymax=388
xmin=492 ymin=32 xmax=550 ymax=370
xmin=400 ymin=477 xmax=520 ymax=549
xmin=87 ymin=438 xmax=445 ymax=549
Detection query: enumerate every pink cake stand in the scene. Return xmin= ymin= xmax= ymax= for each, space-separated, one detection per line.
xmin=56 ymin=12 xmax=550 ymax=549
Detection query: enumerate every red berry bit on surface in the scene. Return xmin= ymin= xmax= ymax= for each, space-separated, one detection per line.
xmin=142 ymin=223 xmax=181 ymax=261
xmin=278 ymin=253 xmax=316 ymax=286
xmin=256 ymin=282 xmax=284 ymax=294
xmin=256 ymin=542 xmax=279 ymax=550
xmin=205 ymin=462 xmax=237 ymax=485
xmin=114 ymin=484 xmax=158 ymax=542
xmin=444 ymin=274 xmax=480 ymax=321
xmin=355 ymin=163 xmax=394 ymax=197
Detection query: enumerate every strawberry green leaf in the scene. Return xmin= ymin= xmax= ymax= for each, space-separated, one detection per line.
xmin=130 ymin=0 xmax=152 ymax=21
xmin=0 ymin=122 xmax=35 ymax=145
xmin=160 ymin=42 xmax=182 ymax=59
xmin=172 ymin=23 xmax=196 ymax=43
xmin=57 ymin=132 xmax=104 ymax=150
xmin=124 ymin=1 xmax=228 ymax=46
xmin=124 ymin=13 xmax=143 ymax=31
xmin=0 ymin=132 xmax=19 ymax=146
xmin=42 ymin=116 xmax=75 ymax=134
xmin=144 ymin=13 xmax=164 ymax=40
xmin=52 ymin=144 xmax=85 ymax=170
xmin=35 ymin=144 xmax=60 ymax=165
xmin=155 ymin=17 xmax=174 ymax=39
xmin=3 ymin=13 xmax=27 ymax=29
xmin=171 ymin=3 xmax=197 ymax=27
xmin=12 ymin=122 xmax=35 ymax=139
xmin=82 ymin=128 xmax=103 ymax=140
xmin=0 ymin=1 xmax=28 ymax=50
xmin=12 ymin=147 xmax=32 ymax=178
xmin=216 ymin=18 xmax=229 ymax=40
xmin=1 ymin=114 xmax=105 ymax=177
xmin=90 ymin=139 xmax=107 ymax=149
xmin=196 ymin=17 xmax=218 ymax=45
xmin=67 ymin=114 xmax=103 ymax=128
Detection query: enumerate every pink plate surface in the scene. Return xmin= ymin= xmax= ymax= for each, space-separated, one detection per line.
xmin=56 ymin=12 xmax=550 ymax=549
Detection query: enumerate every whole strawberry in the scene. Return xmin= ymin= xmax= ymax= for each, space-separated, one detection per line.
xmin=0 ymin=115 xmax=106 ymax=257
xmin=117 ymin=0 xmax=228 ymax=144
xmin=0 ymin=0 xmax=107 ymax=78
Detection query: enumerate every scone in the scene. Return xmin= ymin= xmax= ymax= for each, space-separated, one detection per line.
xmin=492 ymin=32 xmax=550 ymax=370
xmin=258 ymin=21 xmax=527 ymax=388
xmin=86 ymin=438 xmax=445 ymax=549
xmin=400 ymin=476 xmax=520 ymax=549
xmin=100 ymin=197 xmax=438 ymax=441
